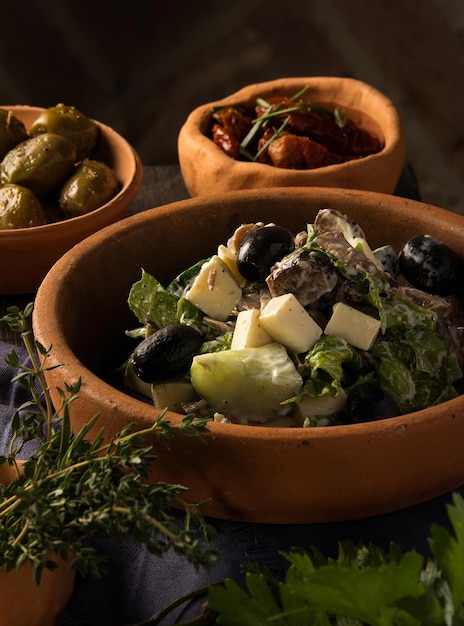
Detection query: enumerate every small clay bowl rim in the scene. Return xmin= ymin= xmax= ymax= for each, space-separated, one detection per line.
xmin=178 ymin=76 xmax=406 ymax=194
xmin=0 ymin=105 xmax=143 ymax=240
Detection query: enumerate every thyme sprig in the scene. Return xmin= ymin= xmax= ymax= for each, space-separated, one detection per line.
xmin=0 ymin=304 xmax=217 ymax=584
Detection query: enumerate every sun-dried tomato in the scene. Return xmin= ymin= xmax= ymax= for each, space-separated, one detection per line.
xmin=212 ymin=107 xmax=253 ymax=142
xmin=266 ymin=134 xmax=330 ymax=170
xmin=212 ymin=123 xmax=241 ymax=159
xmin=210 ymin=94 xmax=383 ymax=168
xmin=286 ymin=108 xmax=382 ymax=158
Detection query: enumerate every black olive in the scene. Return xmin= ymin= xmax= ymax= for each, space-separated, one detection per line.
xmin=132 ymin=324 xmax=203 ymax=383
xmin=398 ymin=234 xmax=460 ymax=296
xmin=344 ymin=382 xmax=400 ymax=423
xmin=237 ymin=225 xmax=295 ymax=281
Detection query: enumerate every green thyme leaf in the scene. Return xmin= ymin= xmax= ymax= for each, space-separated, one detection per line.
xmin=0 ymin=304 xmax=217 ymax=583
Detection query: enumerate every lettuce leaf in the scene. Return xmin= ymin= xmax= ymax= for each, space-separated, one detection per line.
xmin=372 ymin=327 xmax=461 ymax=413
xmin=302 ymin=335 xmax=360 ymax=398
xmin=127 ymin=269 xmax=178 ymax=327
xmin=167 ymin=257 xmax=209 ymax=296
xmin=127 ymin=269 xmax=219 ymax=340
xmin=383 ymin=291 xmax=437 ymax=332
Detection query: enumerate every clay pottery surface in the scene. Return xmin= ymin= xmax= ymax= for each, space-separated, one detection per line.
xmin=0 ymin=558 xmax=75 ymax=626
xmin=0 ymin=105 xmax=142 ymax=295
xmin=0 ymin=464 xmax=75 ymax=626
xmin=33 ymin=187 xmax=464 ymax=523
xmin=178 ymin=77 xmax=406 ymax=197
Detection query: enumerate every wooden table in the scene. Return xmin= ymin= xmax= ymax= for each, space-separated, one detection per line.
xmin=0 ymin=165 xmax=190 ymax=346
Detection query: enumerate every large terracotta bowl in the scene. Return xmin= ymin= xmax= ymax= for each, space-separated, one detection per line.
xmin=33 ymin=188 xmax=464 ymax=523
xmin=178 ymin=77 xmax=406 ymax=197
xmin=0 ymin=105 xmax=142 ymax=295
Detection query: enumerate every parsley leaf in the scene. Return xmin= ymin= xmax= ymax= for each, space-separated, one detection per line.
xmin=429 ymin=492 xmax=464 ymax=623
xmin=207 ymin=495 xmax=464 ymax=626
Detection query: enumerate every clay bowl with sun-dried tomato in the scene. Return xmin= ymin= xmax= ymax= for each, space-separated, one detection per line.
xmin=178 ymin=77 xmax=406 ymax=196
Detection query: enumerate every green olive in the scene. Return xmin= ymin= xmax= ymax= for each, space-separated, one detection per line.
xmin=0 ymin=183 xmax=47 ymax=229
xmin=59 ymin=159 xmax=120 ymax=217
xmin=0 ymin=133 xmax=77 ymax=197
xmin=0 ymin=109 xmax=28 ymax=160
xmin=29 ymin=103 xmax=99 ymax=160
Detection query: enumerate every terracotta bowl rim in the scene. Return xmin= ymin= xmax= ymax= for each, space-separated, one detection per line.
xmin=33 ymin=186 xmax=464 ymax=444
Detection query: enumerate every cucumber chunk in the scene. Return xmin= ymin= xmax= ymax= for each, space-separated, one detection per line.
xmin=190 ymin=343 xmax=303 ymax=424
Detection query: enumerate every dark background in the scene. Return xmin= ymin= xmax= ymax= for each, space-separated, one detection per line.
xmin=1 ymin=0 xmax=463 ymax=212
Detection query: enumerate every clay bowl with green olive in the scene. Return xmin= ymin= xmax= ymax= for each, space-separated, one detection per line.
xmin=33 ymin=187 xmax=464 ymax=524
xmin=0 ymin=105 xmax=142 ymax=294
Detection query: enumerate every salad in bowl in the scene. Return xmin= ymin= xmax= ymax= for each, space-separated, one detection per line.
xmin=32 ymin=187 xmax=464 ymax=521
xmin=123 ymin=208 xmax=463 ymax=428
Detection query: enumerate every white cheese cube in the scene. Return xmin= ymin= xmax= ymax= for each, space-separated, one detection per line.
xmin=152 ymin=381 xmax=197 ymax=413
xmin=217 ymin=244 xmax=246 ymax=286
xmin=231 ymin=308 xmax=273 ymax=350
xmin=324 ymin=302 xmax=381 ymax=350
xmin=259 ymin=293 xmax=323 ymax=354
xmin=186 ymin=255 xmax=242 ymax=321
xmin=295 ymin=389 xmax=346 ymax=420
